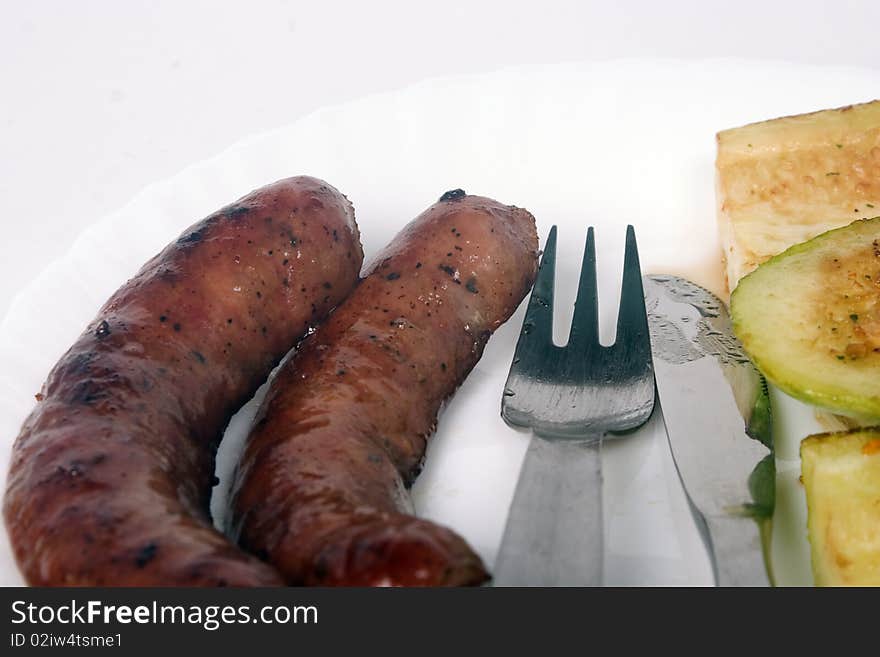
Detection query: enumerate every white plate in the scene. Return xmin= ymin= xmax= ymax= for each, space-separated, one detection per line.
xmin=2 ymin=58 xmax=878 ymax=587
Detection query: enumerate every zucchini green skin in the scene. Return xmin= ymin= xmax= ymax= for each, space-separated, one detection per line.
xmin=730 ymin=217 xmax=880 ymax=421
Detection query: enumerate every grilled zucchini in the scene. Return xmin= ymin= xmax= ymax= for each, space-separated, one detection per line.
xmin=716 ymin=99 xmax=880 ymax=294
xmin=801 ymin=430 xmax=880 ymax=586
xmin=719 ymin=101 xmax=880 ymax=586
xmin=731 ymin=217 xmax=880 ymax=419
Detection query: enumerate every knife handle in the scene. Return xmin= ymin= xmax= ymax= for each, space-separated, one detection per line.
xmin=493 ymin=435 xmax=603 ymax=587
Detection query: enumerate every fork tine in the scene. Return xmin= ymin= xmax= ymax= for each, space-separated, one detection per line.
xmin=502 ymin=226 xmax=557 ymax=427
xmin=515 ymin=225 xmax=557 ymax=348
xmin=615 ymin=225 xmax=651 ymax=349
xmin=567 ymin=227 xmax=599 ymax=350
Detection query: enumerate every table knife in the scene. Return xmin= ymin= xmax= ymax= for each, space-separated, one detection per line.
xmin=643 ymin=274 xmax=773 ymax=587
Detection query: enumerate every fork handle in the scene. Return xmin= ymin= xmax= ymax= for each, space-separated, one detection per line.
xmin=492 ymin=434 xmax=603 ymax=586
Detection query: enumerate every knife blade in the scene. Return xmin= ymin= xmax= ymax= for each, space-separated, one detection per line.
xmin=643 ymin=274 xmax=773 ymax=587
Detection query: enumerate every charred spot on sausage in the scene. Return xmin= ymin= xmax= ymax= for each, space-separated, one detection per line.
xmin=135 ymin=542 xmax=158 ymax=568
xmin=69 ymin=379 xmax=109 ymax=405
xmin=177 ymin=229 xmax=204 ymax=245
xmin=224 ymin=205 xmax=251 ymax=220
xmin=439 ymin=189 xmax=466 ymax=202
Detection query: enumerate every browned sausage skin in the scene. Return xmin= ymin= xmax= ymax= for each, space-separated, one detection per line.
xmin=3 ymin=176 xmax=363 ymax=585
xmin=230 ymin=191 xmax=538 ymax=586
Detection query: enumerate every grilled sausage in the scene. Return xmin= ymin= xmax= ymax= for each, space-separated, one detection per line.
xmin=229 ymin=190 xmax=538 ymax=586
xmin=3 ymin=176 xmax=363 ymax=585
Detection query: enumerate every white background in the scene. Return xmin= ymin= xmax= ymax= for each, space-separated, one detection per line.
xmin=1 ymin=0 xmax=879 ymax=319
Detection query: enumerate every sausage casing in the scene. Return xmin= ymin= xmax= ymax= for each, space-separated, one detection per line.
xmin=230 ymin=191 xmax=538 ymax=585
xmin=3 ymin=176 xmax=363 ymax=585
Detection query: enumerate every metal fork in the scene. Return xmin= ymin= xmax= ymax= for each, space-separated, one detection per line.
xmin=493 ymin=225 xmax=655 ymax=586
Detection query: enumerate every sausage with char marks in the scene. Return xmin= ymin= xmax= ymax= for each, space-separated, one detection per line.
xmin=230 ymin=190 xmax=538 ymax=586
xmin=4 ymin=176 xmax=363 ymax=585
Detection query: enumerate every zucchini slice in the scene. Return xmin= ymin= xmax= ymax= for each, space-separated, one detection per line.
xmin=731 ymin=217 xmax=880 ymax=419
xmin=801 ymin=429 xmax=880 ymax=586
xmin=716 ymin=99 xmax=880 ymax=294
